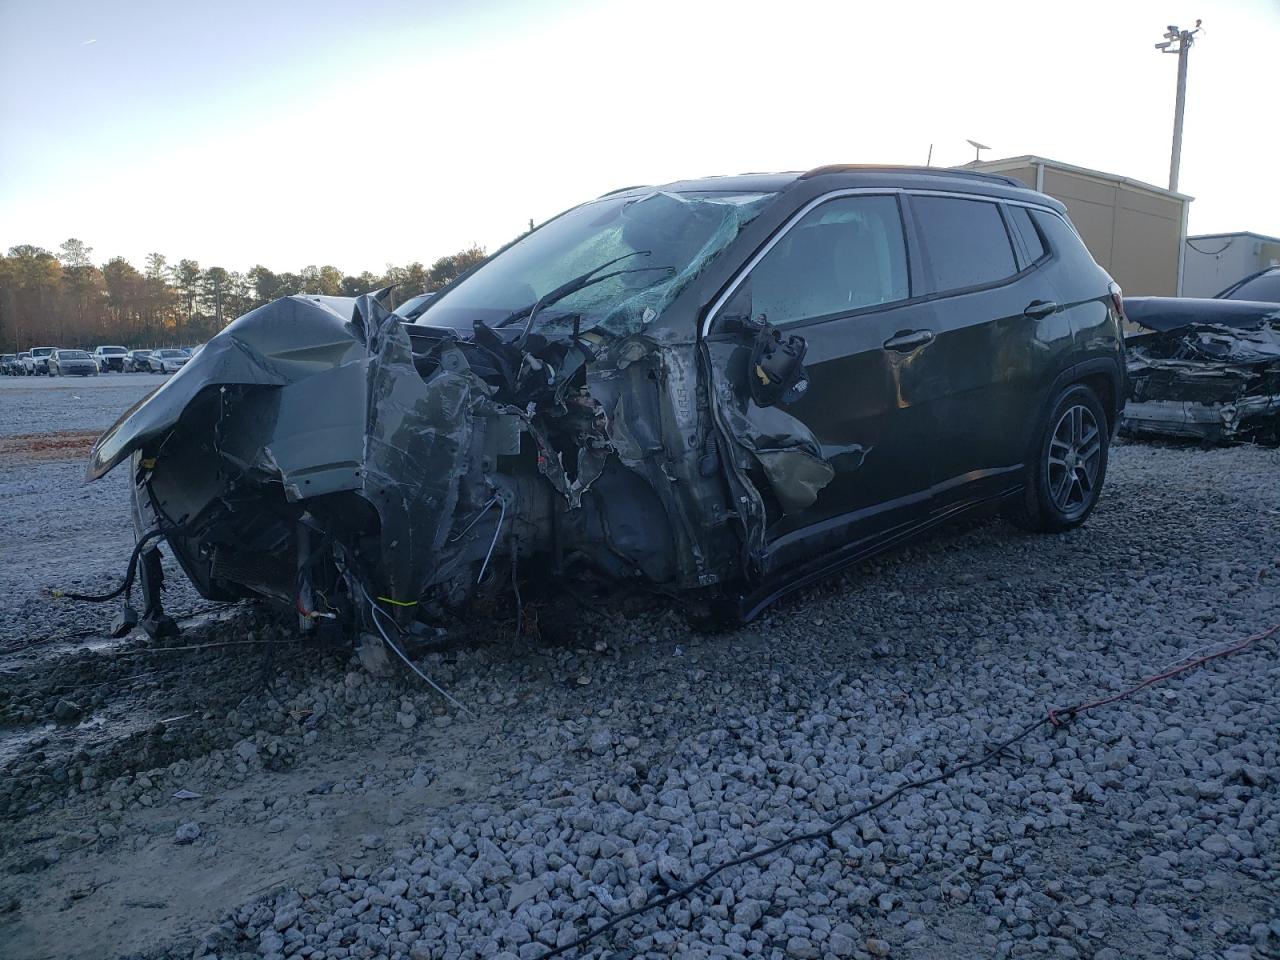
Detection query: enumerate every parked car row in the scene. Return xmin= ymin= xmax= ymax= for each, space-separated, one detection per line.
xmin=1 ymin=344 xmax=203 ymax=375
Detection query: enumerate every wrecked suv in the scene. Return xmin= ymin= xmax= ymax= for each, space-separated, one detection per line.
xmin=87 ymin=166 xmax=1124 ymax=636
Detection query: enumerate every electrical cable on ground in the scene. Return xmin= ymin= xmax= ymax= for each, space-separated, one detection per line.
xmin=537 ymin=622 xmax=1278 ymax=959
xmin=359 ymin=583 xmax=476 ymax=718
xmin=54 ymin=528 xmax=168 ymax=602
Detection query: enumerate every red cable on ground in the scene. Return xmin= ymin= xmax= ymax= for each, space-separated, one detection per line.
xmin=1048 ymin=623 xmax=1279 ymax=728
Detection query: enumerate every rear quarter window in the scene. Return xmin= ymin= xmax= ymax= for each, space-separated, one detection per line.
xmin=912 ymin=196 xmax=1017 ymax=292
xmin=1030 ymin=209 xmax=1099 ymax=274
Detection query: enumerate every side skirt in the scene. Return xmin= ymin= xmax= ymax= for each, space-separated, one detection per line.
xmin=735 ymin=484 xmax=1022 ymax=622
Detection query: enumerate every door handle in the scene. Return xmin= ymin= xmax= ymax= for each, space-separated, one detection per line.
xmin=1024 ymin=299 xmax=1058 ymax=319
xmin=882 ymin=329 xmax=935 ymax=352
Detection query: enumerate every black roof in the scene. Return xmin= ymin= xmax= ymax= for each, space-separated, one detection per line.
xmin=604 ymin=164 xmax=1060 ymax=210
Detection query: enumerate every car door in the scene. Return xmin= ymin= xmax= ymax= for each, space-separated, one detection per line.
xmin=904 ymin=193 xmax=1058 ymax=507
xmin=704 ymin=192 xmax=944 ymax=573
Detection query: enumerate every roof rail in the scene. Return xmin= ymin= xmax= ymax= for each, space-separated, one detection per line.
xmin=799 ymin=164 xmax=1025 ymax=188
xmin=597 ymin=184 xmax=650 ymax=198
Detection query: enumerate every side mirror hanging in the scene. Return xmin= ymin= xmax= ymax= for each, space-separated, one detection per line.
xmin=749 ymin=323 xmax=809 ymax=408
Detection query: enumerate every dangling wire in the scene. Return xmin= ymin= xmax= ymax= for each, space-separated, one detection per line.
xmin=356 ymin=581 xmax=476 ymax=718
xmin=57 ymin=528 xmax=168 ymax=603
xmin=511 ymin=521 xmax=523 ymax=643
xmin=448 ymin=497 xmax=498 ymax=543
xmin=476 ymin=496 xmax=507 ymax=583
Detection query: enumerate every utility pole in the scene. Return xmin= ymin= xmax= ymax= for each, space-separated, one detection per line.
xmin=1155 ymin=20 xmax=1202 ymax=192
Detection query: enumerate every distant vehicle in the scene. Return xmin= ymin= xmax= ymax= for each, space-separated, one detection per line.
xmin=1 ymin=354 xmax=19 ymax=376
xmin=124 ymin=349 xmax=153 ymax=372
xmin=28 ymin=346 xmax=56 ymax=374
xmin=17 ymin=351 xmax=34 ymax=375
xmin=48 ymin=348 xmax=99 ymax=377
xmin=1124 ymin=264 xmax=1280 ymax=333
xmin=93 ymin=345 xmax=129 ymax=372
xmin=148 ymin=348 xmax=190 ymax=374
xmin=392 ymin=292 xmax=436 ymax=321
xmin=1216 ymin=265 xmax=1280 ymax=303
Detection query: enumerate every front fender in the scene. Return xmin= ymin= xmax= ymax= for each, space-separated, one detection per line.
xmin=87 ymin=295 xmax=362 ymax=480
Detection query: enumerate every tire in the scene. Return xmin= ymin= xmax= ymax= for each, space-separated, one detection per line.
xmin=1006 ymin=383 xmax=1110 ymax=533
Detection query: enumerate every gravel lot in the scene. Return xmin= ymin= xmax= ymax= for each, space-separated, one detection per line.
xmin=0 ymin=374 xmax=1277 ymax=960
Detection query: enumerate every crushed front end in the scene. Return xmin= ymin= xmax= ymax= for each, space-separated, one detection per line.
xmin=1122 ymin=318 xmax=1280 ymax=445
xmin=87 ymin=191 xmax=775 ymax=637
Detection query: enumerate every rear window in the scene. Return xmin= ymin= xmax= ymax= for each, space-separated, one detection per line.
xmin=912 ymin=196 xmax=1017 ymax=291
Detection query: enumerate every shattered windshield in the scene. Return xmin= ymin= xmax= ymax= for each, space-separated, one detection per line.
xmin=415 ymin=190 xmax=775 ymax=337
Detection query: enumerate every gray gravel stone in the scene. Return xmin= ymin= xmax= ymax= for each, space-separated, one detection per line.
xmin=3 ymin=438 xmax=1278 ymax=960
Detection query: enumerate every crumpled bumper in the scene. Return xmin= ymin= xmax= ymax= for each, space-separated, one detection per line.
xmin=1121 ymin=318 xmax=1280 ymax=444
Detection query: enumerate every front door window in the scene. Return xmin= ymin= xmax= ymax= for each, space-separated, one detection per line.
xmin=743 ymin=194 xmax=910 ymax=327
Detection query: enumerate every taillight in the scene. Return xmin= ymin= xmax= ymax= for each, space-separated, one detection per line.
xmin=1108 ymin=282 xmax=1126 ymax=323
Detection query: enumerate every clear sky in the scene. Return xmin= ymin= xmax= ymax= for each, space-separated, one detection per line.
xmin=2 ymin=0 xmax=1277 ymax=274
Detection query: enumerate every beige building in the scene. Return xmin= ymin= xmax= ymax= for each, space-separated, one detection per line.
xmin=969 ymin=156 xmax=1193 ymax=297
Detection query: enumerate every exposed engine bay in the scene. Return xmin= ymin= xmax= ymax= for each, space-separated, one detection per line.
xmin=1122 ymin=315 xmax=1280 ymax=445
xmin=88 ymin=293 xmax=738 ymax=636
xmin=85 ymin=188 xmax=821 ymax=638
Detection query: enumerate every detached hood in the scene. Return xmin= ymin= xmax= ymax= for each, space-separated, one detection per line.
xmin=1124 ymin=296 xmax=1280 ymax=334
xmin=87 ymin=295 xmax=362 ymax=480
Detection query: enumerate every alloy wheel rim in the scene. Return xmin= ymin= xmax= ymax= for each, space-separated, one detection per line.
xmin=1048 ymin=404 xmax=1101 ymax=513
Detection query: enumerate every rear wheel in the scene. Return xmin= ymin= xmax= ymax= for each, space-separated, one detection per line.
xmin=1006 ymin=383 xmax=1109 ymax=533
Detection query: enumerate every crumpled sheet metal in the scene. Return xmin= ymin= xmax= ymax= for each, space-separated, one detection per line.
xmin=709 ymin=346 xmax=835 ymax=516
xmin=1131 ymin=320 xmax=1280 ymax=364
xmin=358 ymin=298 xmax=497 ymax=604
xmin=87 ymin=295 xmax=364 ymax=480
xmin=1123 ymin=320 xmax=1280 ymax=442
xmin=1122 ymin=396 xmax=1279 ymax=440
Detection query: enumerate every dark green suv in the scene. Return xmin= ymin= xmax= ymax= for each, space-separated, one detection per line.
xmin=91 ymin=165 xmax=1124 ymax=632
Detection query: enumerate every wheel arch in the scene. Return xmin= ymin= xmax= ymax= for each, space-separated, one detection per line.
xmin=1048 ymin=357 xmax=1123 ymax=434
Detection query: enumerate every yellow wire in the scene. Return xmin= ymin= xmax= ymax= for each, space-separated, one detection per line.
xmin=377 ymin=596 xmax=418 ymax=607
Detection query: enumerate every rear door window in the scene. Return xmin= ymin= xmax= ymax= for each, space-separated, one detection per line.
xmin=912 ymin=196 xmax=1017 ymax=292
xmin=740 ymin=194 xmax=910 ymax=327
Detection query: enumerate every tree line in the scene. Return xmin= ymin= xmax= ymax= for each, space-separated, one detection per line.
xmin=0 ymin=239 xmax=488 ymax=352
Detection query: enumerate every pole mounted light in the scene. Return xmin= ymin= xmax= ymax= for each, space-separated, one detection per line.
xmin=1156 ymin=19 xmax=1202 ymax=192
